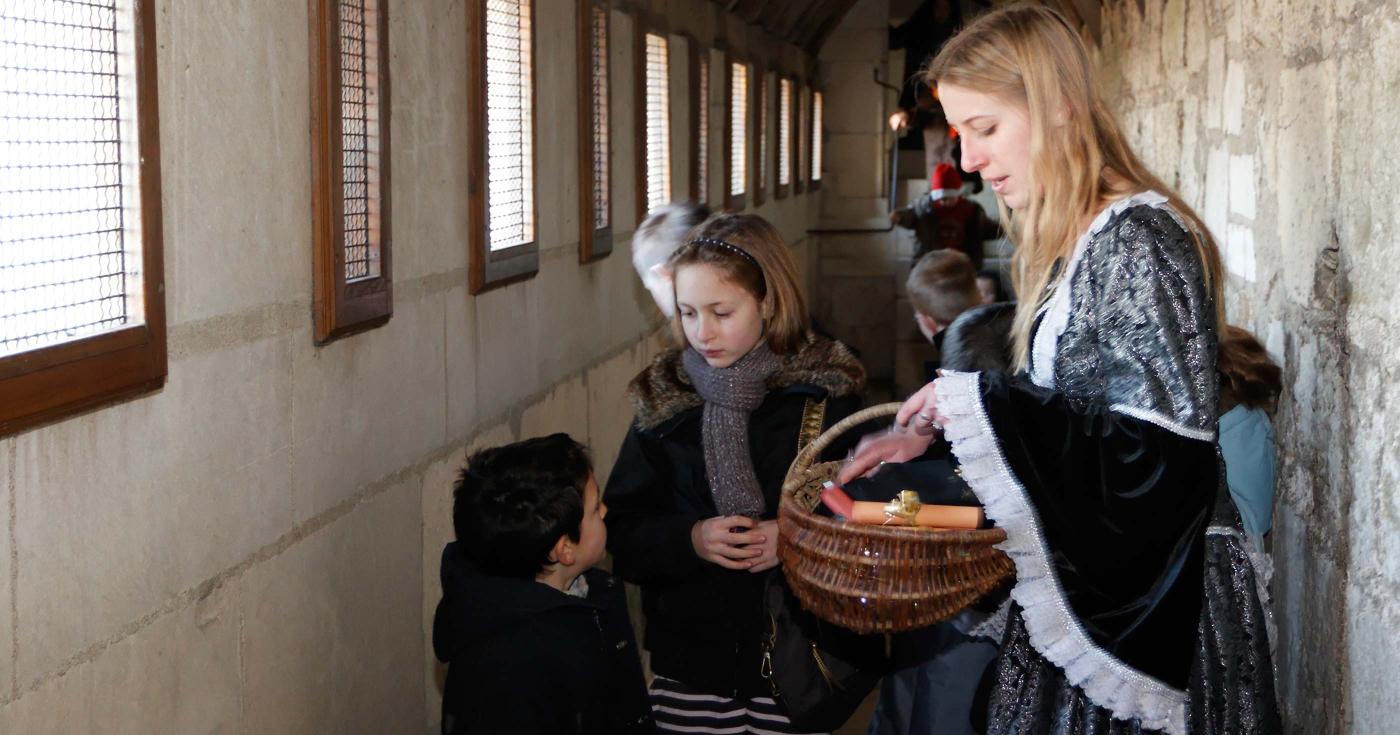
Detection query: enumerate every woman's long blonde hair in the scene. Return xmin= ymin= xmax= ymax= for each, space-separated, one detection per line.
xmin=926 ymin=3 xmax=1226 ymax=370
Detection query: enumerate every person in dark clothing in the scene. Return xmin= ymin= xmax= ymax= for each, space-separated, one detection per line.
xmin=891 ymin=163 xmax=1002 ymax=268
xmin=888 ymin=0 xmax=965 ymax=174
xmin=605 ymin=214 xmax=867 ymax=731
xmin=433 ymin=434 xmax=653 ymax=735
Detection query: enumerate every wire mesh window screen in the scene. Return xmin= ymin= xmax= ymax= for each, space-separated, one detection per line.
xmin=486 ymin=0 xmax=534 ymax=251
xmin=756 ymin=71 xmax=767 ymax=194
xmin=777 ymin=78 xmax=791 ymax=187
xmin=695 ymin=51 xmax=708 ymax=203
xmin=643 ymin=32 xmax=670 ymax=216
xmin=589 ymin=4 xmax=609 ymax=229
xmin=810 ymin=90 xmax=823 ymax=182
xmin=339 ymin=0 xmax=382 ymax=281
xmin=728 ymin=61 xmax=746 ymax=198
xmin=0 ymin=0 xmax=141 ymax=358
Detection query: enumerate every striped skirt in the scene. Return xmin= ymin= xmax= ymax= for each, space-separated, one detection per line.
xmin=649 ymin=675 xmax=828 ymax=735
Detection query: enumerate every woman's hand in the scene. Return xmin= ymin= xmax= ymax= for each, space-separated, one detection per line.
xmin=837 ymin=381 xmax=947 ymax=483
xmin=691 ymin=516 xmax=766 ymax=570
xmin=747 ymin=520 xmax=781 ymax=573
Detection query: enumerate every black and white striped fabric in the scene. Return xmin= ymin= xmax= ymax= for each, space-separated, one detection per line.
xmin=649 ymin=675 xmax=828 ymax=735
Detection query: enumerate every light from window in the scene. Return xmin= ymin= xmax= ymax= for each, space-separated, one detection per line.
xmin=1 ymin=0 xmax=138 ymax=357
xmin=728 ymin=61 xmax=747 ymax=199
xmin=588 ymin=4 xmax=609 ymax=230
xmin=486 ymin=0 xmax=534 ymax=251
xmin=339 ymin=0 xmax=383 ymax=282
xmin=810 ymin=90 xmax=823 ymax=183
xmin=694 ymin=49 xmax=708 ymax=203
xmin=777 ymin=78 xmax=792 ymax=188
xmin=643 ymin=32 xmax=671 ymax=216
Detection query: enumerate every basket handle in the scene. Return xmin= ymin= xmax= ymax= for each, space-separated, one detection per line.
xmin=783 ymin=402 xmax=904 ymax=493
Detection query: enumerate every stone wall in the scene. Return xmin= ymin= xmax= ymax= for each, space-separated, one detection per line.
xmin=0 ymin=1 xmax=823 ymax=732
xmin=1096 ymin=1 xmax=1400 ymax=732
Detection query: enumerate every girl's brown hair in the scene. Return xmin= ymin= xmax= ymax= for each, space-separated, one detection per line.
xmin=666 ymin=214 xmax=809 ymax=355
xmin=925 ymin=3 xmax=1227 ymax=369
xmin=1218 ymin=325 xmax=1283 ymax=411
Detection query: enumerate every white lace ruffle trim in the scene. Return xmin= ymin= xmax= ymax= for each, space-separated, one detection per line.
xmin=935 ymin=370 xmax=1188 ymax=735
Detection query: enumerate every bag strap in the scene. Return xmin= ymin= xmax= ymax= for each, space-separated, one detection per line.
xmin=797 ymin=397 xmax=827 ymax=453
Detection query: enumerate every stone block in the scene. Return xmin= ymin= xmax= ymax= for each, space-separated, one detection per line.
xmin=241 ymin=478 xmax=423 ymax=734
xmin=819 ymin=234 xmax=896 ymax=278
xmin=821 ymin=28 xmax=885 ymax=62
xmin=535 ymin=1 xmax=581 ymax=253
xmin=0 ymin=583 xmax=241 ymax=734
xmin=1223 ymin=61 xmax=1246 ymax=136
xmin=13 ymin=333 xmax=295 ymax=686
xmin=445 ymin=285 xmax=480 ymax=441
xmin=291 ymin=290 xmax=446 ymax=522
xmin=519 ymin=373 xmax=591 ymax=445
xmin=1274 ymin=60 xmax=1337 ymax=304
xmin=1206 ymin=38 xmax=1225 ymax=130
xmin=161 ymin=0 xmax=311 ymax=324
xmin=1228 ymin=153 xmax=1256 ymax=218
xmin=588 ymin=344 xmax=649 ymax=484
xmin=826 ymin=134 xmax=886 ymax=200
xmin=387 ymin=0 xmax=471 ymax=281
xmin=1203 ymin=147 xmax=1229 ymax=243
xmin=824 ymin=64 xmax=886 ymax=136
xmin=0 ymin=440 xmax=10 ymax=700
xmin=472 ymin=277 xmax=543 ymax=421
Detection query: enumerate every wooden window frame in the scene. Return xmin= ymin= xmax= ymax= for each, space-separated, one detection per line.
xmin=634 ymin=15 xmax=671 ymax=224
xmin=775 ymin=74 xmax=792 ymax=200
xmin=686 ymin=36 xmax=709 ymax=207
xmin=310 ymin=0 xmax=393 ymax=342
xmin=723 ymin=53 xmax=748 ymax=212
xmin=467 ymin=0 xmax=540 ymax=294
xmin=577 ymin=0 xmax=613 ymax=262
xmin=809 ymin=88 xmax=823 ymax=191
xmin=794 ymin=80 xmax=807 ymax=195
xmin=752 ymin=65 xmax=767 ymax=207
xmin=0 ymin=0 xmax=167 ymax=437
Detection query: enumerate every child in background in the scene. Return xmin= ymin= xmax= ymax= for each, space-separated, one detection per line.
xmin=433 ymin=434 xmax=653 ymax=735
xmin=906 ymin=250 xmax=982 ymax=378
xmin=1217 ymin=325 xmax=1284 ymax=546
xmin=606 ymin=214 xmax=866 ymax=733
xmin=890 ymin=162 xmax=1002 ymax=269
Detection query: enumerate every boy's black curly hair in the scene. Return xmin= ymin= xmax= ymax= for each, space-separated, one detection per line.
xmin=452 ymin=433 xmax=593 ymax=579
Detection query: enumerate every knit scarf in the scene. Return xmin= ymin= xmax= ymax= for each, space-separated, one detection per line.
xmin=681 ymin=342 xmax=782 ymax=517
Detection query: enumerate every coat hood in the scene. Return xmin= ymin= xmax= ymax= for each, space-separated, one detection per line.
xmin=627 ymin=333 xmax=865 ymax=431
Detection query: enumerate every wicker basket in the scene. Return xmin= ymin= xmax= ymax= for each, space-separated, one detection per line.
xmin=777 ymin=403 xmax=1014 ymax=634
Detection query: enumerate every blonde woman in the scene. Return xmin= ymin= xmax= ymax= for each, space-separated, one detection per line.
xmin=842 ymin=5 xmax=1279 ymax=734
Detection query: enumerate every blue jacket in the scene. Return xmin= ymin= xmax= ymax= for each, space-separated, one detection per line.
xmin=1218 ymin=405 xmax=1276 ymax=537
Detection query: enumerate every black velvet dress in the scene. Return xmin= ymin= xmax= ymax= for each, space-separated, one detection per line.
xmin=933 ymin=192 xmax=1281 ymax=735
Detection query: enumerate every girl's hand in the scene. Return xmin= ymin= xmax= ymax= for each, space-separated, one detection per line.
xmin=691 ymin=516 xmax=766 ymax=570
xmin=747 ymin=520 xmax=781 ymax=573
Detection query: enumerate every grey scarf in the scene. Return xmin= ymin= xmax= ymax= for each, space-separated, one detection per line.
xmin=681 ymin=343 xmax=782 ymax=517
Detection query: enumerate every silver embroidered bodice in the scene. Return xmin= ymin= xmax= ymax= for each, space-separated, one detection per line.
xmin=1028 ymin=191 xmax=1219 ymax=440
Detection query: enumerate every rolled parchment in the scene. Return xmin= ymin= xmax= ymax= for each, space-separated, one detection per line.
xmin=820 ymin=482 xmax=983 ymax=529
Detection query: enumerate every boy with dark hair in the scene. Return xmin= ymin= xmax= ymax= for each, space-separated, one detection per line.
xmin=433 ymin=433 xmax=654 ymax=735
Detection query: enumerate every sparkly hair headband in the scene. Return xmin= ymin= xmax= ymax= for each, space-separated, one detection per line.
xmin=689 ymin=236 xmax=762 ymax=272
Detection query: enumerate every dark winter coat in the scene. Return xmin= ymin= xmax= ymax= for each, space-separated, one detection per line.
xmin=893 ymin=195 xmax=1003 ymax=269
xmin=604 ymin=334 xmax=867 ymax=698
xmin=432 ymin=543 xmax=654 ymax=735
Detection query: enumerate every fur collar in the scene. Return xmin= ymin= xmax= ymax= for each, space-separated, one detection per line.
xmin=628 ymin=334 xmax=866 ymax=431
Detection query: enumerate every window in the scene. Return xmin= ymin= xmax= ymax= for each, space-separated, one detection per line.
xmin=689 ymin=41 xmax=709 ymax=205
xmin=809 ymin=89 xmax=823 ymax=189
xmin=752 ymin=69 xmax=767 ymax=206
xmin=725 ymin=59 xmax=748 ymax=211
xmin=776 ymin=76 xmax=792 ymax=198
xmin=467 ymin=0 xmax=538 ymax=293
xmin=577 ymin=0 xmax=611 ymax=262
xmin=0 ymin=0 xmax=166 ymax=435
xmin=800 ymin=82 xmax=812 ymax=194
xmin=310 ymin=0 xmax=392 ymax=342
xmin=636 ymin=30 xmax=671 ymax=220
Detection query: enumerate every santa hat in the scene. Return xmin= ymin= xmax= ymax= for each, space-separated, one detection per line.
xmin=929 ymin=162 xmax=964 ymax=200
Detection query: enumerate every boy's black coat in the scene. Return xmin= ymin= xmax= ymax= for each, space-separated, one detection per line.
xmin=604 ymin=336 xmax=866 ymax=698
xmin=432 ymin=543 xmax=653 ymax=735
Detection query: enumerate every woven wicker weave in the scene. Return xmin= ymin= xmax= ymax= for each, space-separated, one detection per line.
xmin=777 ymin=403 xmax=1014 ymax=634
